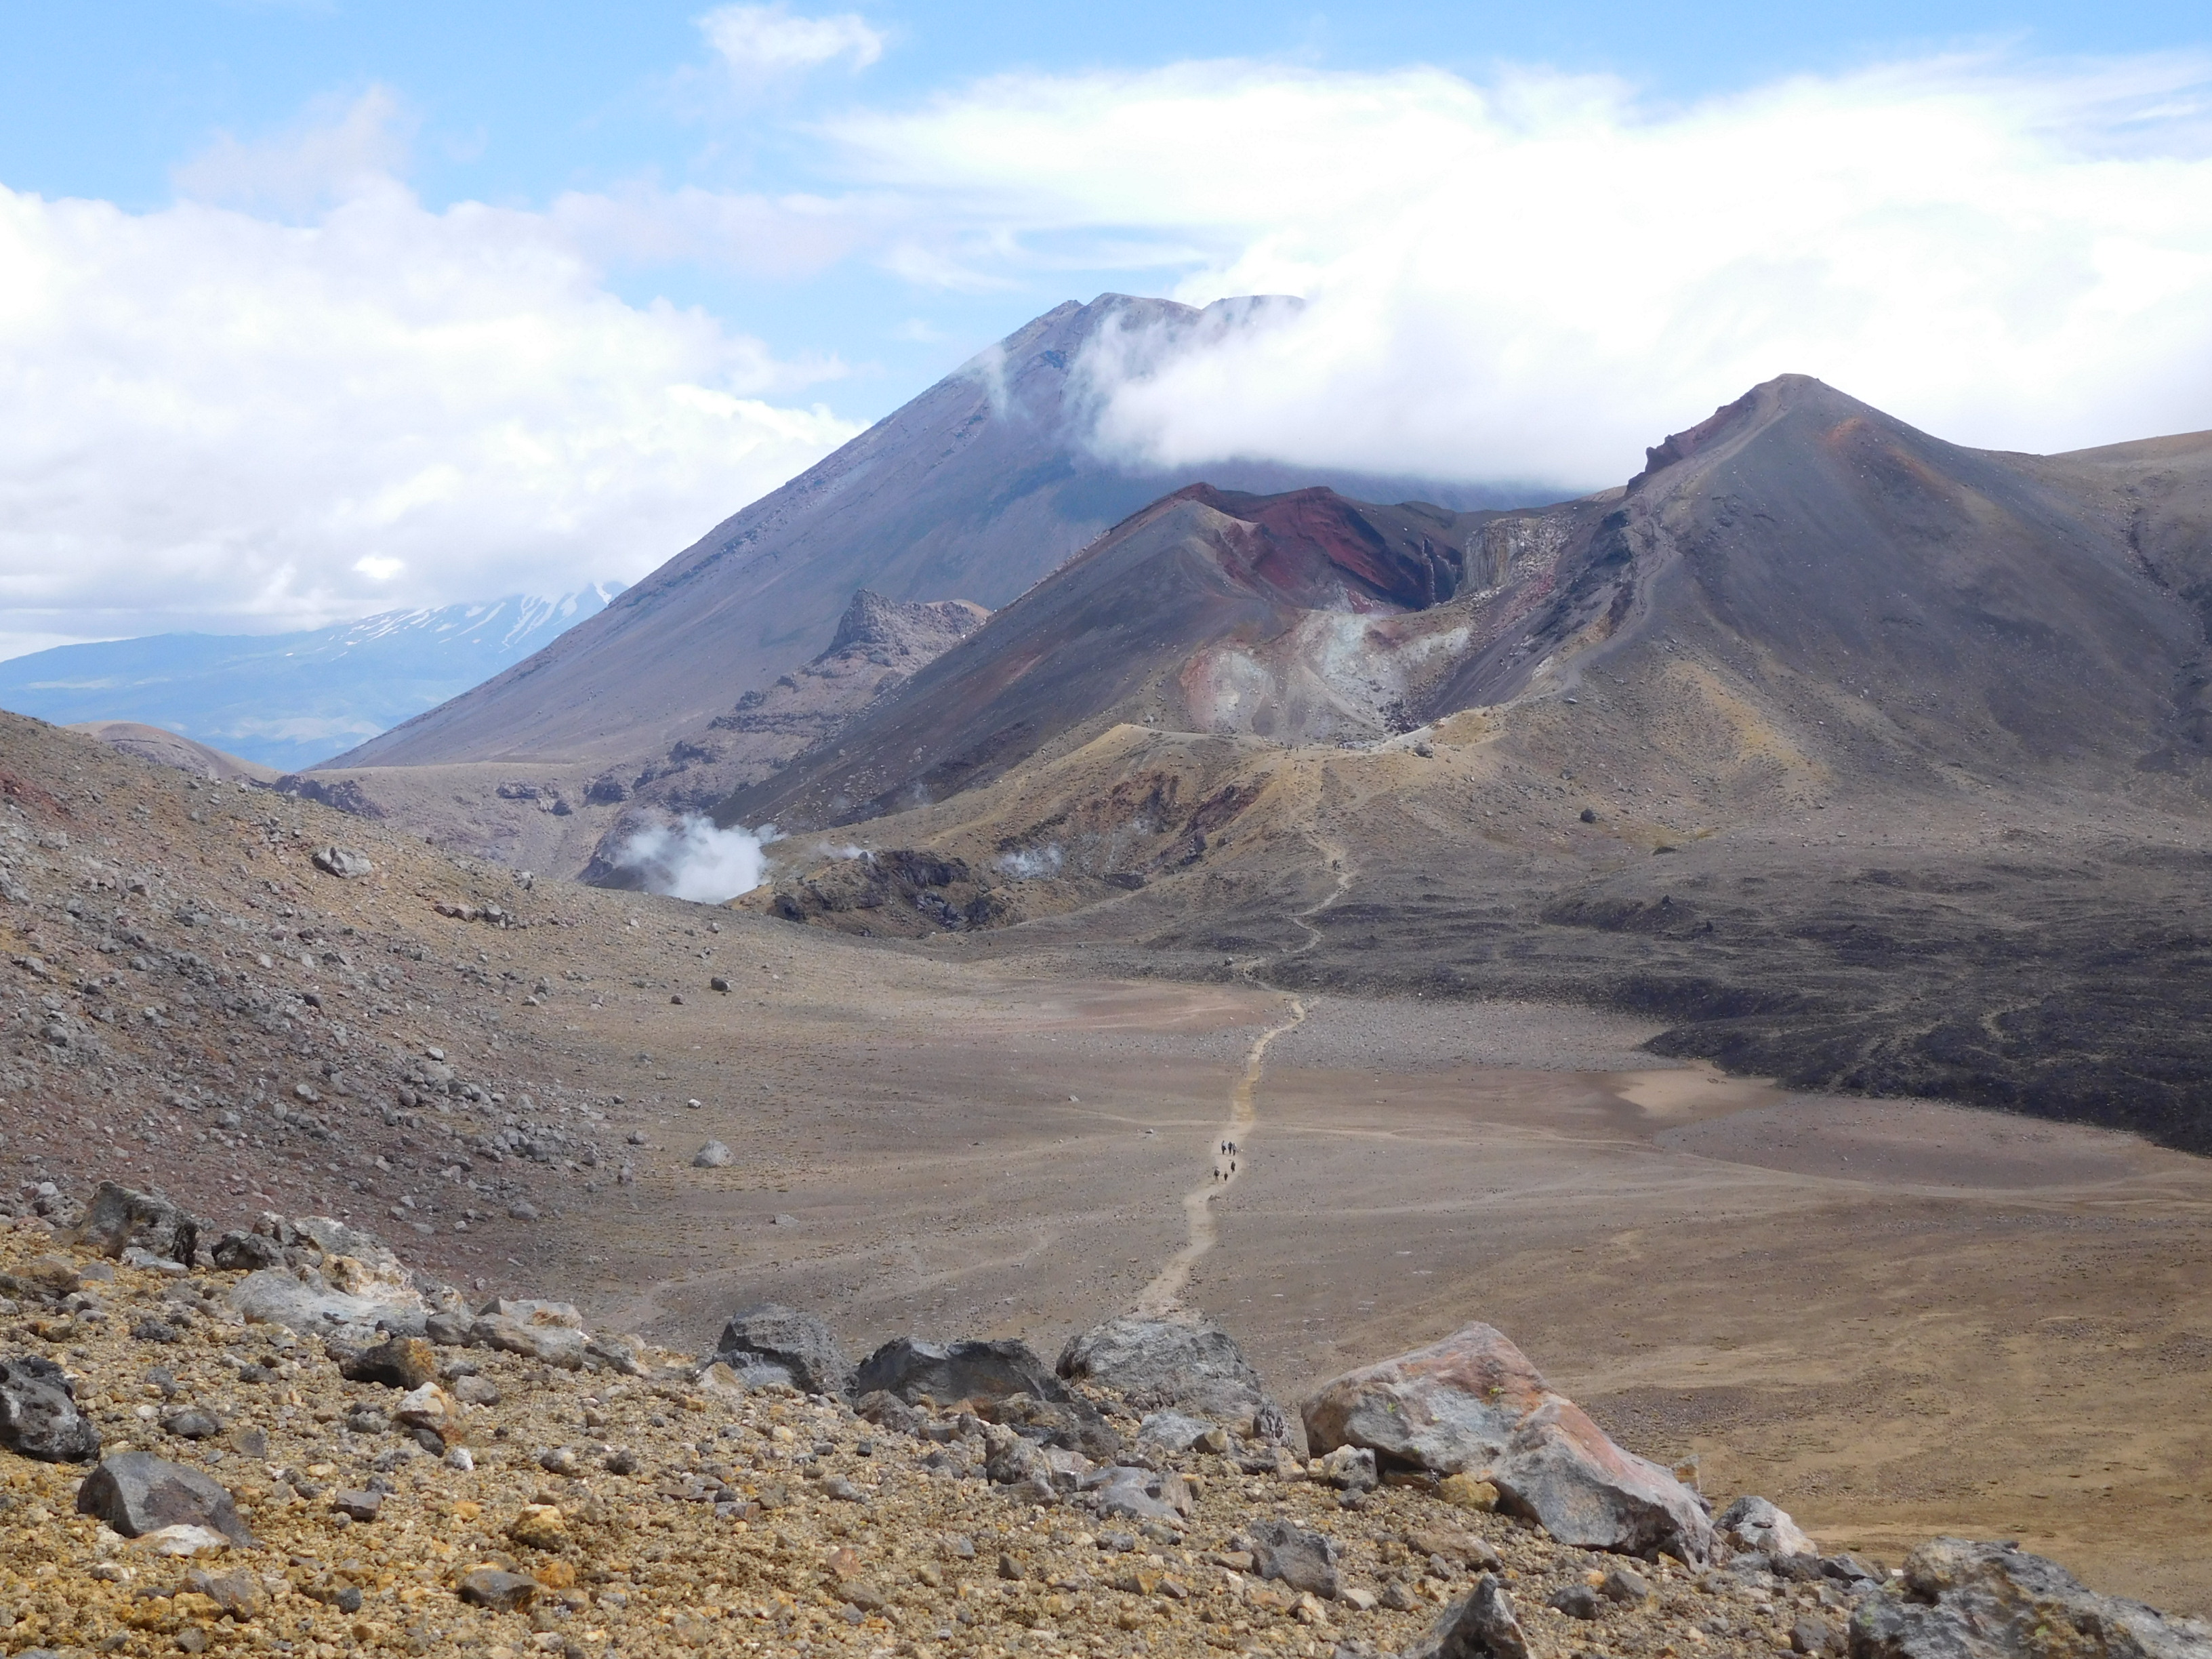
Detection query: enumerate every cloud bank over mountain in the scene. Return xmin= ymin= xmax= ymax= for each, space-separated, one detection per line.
xmin=826 ymin=52 xmax=2212 ymax=484
xmin=7 ymin=39 xmax=2212 ymax=658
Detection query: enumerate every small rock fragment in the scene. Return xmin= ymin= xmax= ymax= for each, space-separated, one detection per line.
xmin=1599 ymin=1565 xmax=1650 ymax=1605
xmin=458 ymin=1568 xmax=539 ymax=1612
xmin=1548 ymin=1583 xmax=1601 ymax=1620
xmin=161 ymin=1408 xmax=223 ymax=1440
xmin=333 ymin=1489 xmax=383 ymax=1522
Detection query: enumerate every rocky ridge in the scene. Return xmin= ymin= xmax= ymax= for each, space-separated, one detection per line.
xmin=3 ymin=1197 xmax=2196 ymax=1659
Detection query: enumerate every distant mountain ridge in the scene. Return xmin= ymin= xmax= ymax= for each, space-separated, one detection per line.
xmin=329 ymin=294 xmax=1536 ymax=773
xmin=0 ymin=585 xmax=623 ymax=772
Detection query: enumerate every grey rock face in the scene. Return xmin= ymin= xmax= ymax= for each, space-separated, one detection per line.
xmin=228 ymin=1268 xmax=429 ymax=1338
xmin=0 ymin=1355 xmax=101 ymax=1462
xmin=692 ymin=1141 xmax=732 ymax=1168
xmin=1719 ymin=1494 xmax=1818 ymax=1561
xmin=1082 ymin=1464 xmax=1193 ymax=1526
xmin=77 ymin=1182 xmax=201 ymax=1265
xmin=1410 ymin=1574 xmax=1533 ymax=1659
xmin=211 ymin=1231 xmax=283 ymax=1271
xmin=1303 ymin=1321 xmax=1711 ymax=1563
xmin=75 ymin=1452 xmax=254 ymax=1544
xmin=1247 ymin=1517 xmax=1341 ymax=1599
xmin=1849 ymin=1538 xmax=2212 ymax=1659
xmin=311 ymin=846 xmax=374 ymax=878
xmin=1057 ymin=1308 xmax=1278 ymax=1434
xmin=852 ymin=1336 xmax=1063 ymax=1407
xmin=714 ymin=1304 xmax=853 ymax=1398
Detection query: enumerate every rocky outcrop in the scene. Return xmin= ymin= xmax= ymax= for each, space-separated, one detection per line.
xmin=1303 ymin=1322 xmax=1712 ymax=1563
xmin=851 ymin=1338 xmax=1065 ymax=1407
xmin=76 ymin=1182 xmax=203 ymax=1266
xmin=714 ymin=1304 xmax=853 ymax=1398
xmin=1850 ymin=1538 xmax=2212 ymax=1659
xmin=1057 ymin=1307 xmax=1285 ymax=1438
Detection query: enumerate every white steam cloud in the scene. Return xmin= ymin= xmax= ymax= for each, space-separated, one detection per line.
xmin=830 ymin=52 xmax=2212 ymax=481
xmin=615 ymin=816 xmax=774 ymax=903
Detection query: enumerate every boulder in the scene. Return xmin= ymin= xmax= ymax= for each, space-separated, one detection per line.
xmin=392 ymin=1383 xmax=462 ymax=1442
xmin=470 ymin=1312 xmax=589 ymax=1370
xmin=852 ymin=1337 xmax=1064 ymax=1407
xmin=311 ymin=846 xmax=374 ymax=879
xmin=1719 ymin=1495 xmax=1818 ymax=1561
xmin=1850 ymin=1537 xmax=2212 ymax=1659
xmin=714 ymin=1304 xmax=853 ymax=1397
xmin=1134 ymin=1410 xmax=1216 ymax=1454
xmin=335 ymin=1335 xmax=438 ymax=1390
xmin=1080 ymin=1464 xmax=1193 ymax=1526
xmin=1057 ymin=1308 xmax=1281 ymax=1433
xmin=77 ymin=1183 xmax=202 ymax=1265
xmin=693 ymin=1141 xmax=732 ymax=1168
xmin=1302 ymin=1322 xmax=1711 ymax=1563
xmin=1408 ymin=1574 xmax=1532 ymax=1659
xmin=210 ymin=1231 xmax=283 ymax=1271
xmin=1247 ymin=1517 xmax=1341 ymax=1599
xmin=0 ymin=1355 xmax=101 ymax=1462
xmin=228 ymin=1269 xmax=430 ymax=1339
xmin=75 ymin=1452 xmax=254 ymax=1545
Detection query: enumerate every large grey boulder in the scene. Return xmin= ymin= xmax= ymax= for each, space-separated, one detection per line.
xmin=228 ymin=1269 xmax=429 ymax=1338
xmin=852 ymin=1337 xmax=1064 ymax=1406
xmin=77 ymin=1182 xmax=202 ymax=1265
xmin=76 ymin=1452 xmax=255 ymax=1544
xmin=1850 ymin=1538 xmax=2212 ymax=1659
xmin=1719 ymin=1495 xmax=1818 ymax=1561
xmin=0 ymin=1355 xmax=101 ymax=1462
xmin=714 ymin=1304 xmax=853 ymax=1397
xmin=311 ymin=846 xmax=374 ymax=878
xmin=1303 ymin=1321 xmax=1711 ymax=1563
xmin=1057 ymin=1308 xmax=1282 ymax=1436
xmin=1408 ymin=1574 xmax=1533 ymax=1659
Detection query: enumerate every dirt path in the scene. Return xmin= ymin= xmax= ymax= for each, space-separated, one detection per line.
xmin=1134 ymin=835 xmax=1355 ymax=1312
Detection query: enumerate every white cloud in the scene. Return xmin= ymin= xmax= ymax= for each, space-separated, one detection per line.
xmin=0 ymin=93 xmax=861 ymax=650
xmin=700 ymin=5 xmax=885 ymax=82
xmin=825 ymin=52 xmax=2212 ymax=483
xmin=173 ymin=83 xmax=415 ymax=217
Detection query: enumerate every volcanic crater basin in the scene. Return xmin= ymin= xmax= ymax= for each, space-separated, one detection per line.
xmin=537 ymin=962 xmax=2212 ymax=1619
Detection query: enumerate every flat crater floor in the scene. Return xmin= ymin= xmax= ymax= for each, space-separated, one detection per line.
xmin=518 ymin=955 xmax=2212 ymax=1616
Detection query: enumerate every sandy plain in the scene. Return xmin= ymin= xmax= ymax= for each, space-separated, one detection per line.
xmin=492 ymin=935 xmax=2212 ymax=1621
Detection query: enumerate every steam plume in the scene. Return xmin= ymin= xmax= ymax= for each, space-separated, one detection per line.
xmin=615 ymin=815 xmax=772 ymax=903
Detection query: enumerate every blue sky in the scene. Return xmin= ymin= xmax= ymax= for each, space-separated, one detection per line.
xmin=3 ymin=1 xmax=2211 ymax=655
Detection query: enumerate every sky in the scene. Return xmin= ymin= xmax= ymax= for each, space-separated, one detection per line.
xmin=3 ymin=1 xmax=2212 ymax=659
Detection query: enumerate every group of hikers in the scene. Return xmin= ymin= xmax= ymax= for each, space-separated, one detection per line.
xmin=1214 ymin=1138 xmax=1240 ymax=1181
